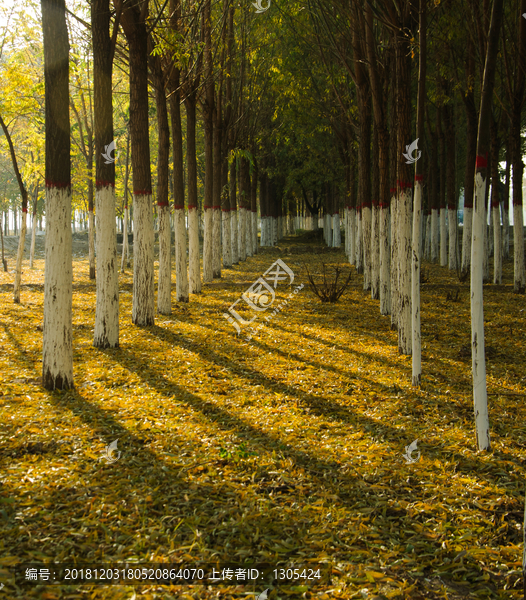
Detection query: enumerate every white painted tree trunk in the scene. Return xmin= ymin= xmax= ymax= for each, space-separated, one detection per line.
xmin=462 ymin=206 xmax=472 ymax=275
xmin=483 ymin=221 xmax=489 ymax=282
xmin=94 ymin=186 xmax=119 ymax=346
xmin=29 ymin=211 xmax=37 ymax=268
xmin=380 ymin=205 xmax=390 ymax=315
xmin=231 ymin=210 xmax=238 ymax=263
xmin=398 ymin=189 xmax=412 ymax=354
xmin=238 ymin=207 xmax=246 ymax=260
xmin=213 ymin=207 xmax=221 ymax=277
xmin=121 ymin=204 xmax=129 ymax=272
xmin=188 ymin=206 xmax=201 ymax=293
xmin=262 ymin=216 xmax=268 ymax=247
xmin=448 ymin=208 xmax=458 ymax=270
xmin=412 ymin=180 xmax=423 ymax=385
xmin=344 ymin=208 xmax=349 ymax=257
xmin=43 ymin=187 xmax=73 ymax=389
xmin=424 ymin=214 xmax=431 ymax=260
xmin=132 ymin=193 xmax=155 ymax=326
xmin=431 ymin=208 xmax=439 ymax=263
xmin=501 ymin=200 xmax=509 ymax=259
xmin=272 ymin=216 xmax=278 ymax=245
xmin=349 ymin=208 xmax=356 ymax=265
xmin=492 ymin=205 xmax=502 ymax=284
xmin=157 ymin=203 xmax=172 ymax=314
xmin=332 ymin=213 xmax=341 ymax=247
xmin=356 ymin=210 xmax=363 ymax=273
xmin=471 ymin=172 xmax=490 ymax=451
xmin=175 ymin=208 xmax=188 ymax=301
xmin=246 ymin=208 xmax=253 ymax=257
xmin=203 ymin=207 xmax=213 ymax=282
xmin=324 ymin=213 xmax=331 ymax=246
xmin=13 ymin=208 xmax=27 ymax=303
xmin=391 ymin=194 xmax=398 ymax=330
xmin=252 ymin=211 xmax=258 ymax=254
xmin=370 ymin=205 xmax=379 ymax=299
xmin=489 ymin=213 xmax=494 ymax=256
xmin=513 ymin=203 xmax=525 ymax=293
xmin=362 ymin=205 xmax=371 ymax=290
xmin=88 ymin=208 xmax=95 ymax=278
xmin=440 ymin=208 xmax=447 ymax=266
xmin=222 ymin=209 xmax=232 ymax=268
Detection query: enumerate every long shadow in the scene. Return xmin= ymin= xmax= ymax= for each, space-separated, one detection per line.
xmin=197 ymin=318 xmax=397 ymax=396
xmin=140 ymin=324 xmax=525 ymax=492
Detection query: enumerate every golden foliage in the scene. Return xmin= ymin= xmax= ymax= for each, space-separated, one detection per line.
xmin=0 ymin=240 xmax=525 ymax=599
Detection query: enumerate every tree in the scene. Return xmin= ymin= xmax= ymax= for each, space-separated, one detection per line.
xmin=92 ymin=0 xmax=120 ymax=346
xmin=0 ymin=114 xmax=29 ymax=303
xmin=412 ymin=0 xmax=426 ymax=386
xmin=471 ymin=0 xmax=504 ymax=451
xmin=121 ymin=0 xmax=155 ymax=326
xmin=41 ymin=0 xmax=73 ymax=390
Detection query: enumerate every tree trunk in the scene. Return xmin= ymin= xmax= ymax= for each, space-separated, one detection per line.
xmin=396 ymin=26 xmax=413 ymax=355
xmin=238 ymin=157 xmax=248 ymax=261
xmin=29 ymin=187 xmax=38 ymax=268
xmin=41 ymin=0 xmax=73 ymax=390
xmin=230 ymin=158 xmax=238 ymax=263
xmin=169 ymin=77 xmax=189 ymax=302
xmin=490 ymin=122 xmax=502 ymax=284
xmin=121 ymin=127 xmax=131 ymax=272
xmin=471 ymin=0 xmax=504 ymax=451
xmin=150 ymin=54 xmax=171 ymax=315
xmin=122 ymin=0 xmax=155 ymax=326
xmin=502 ymin=143 xmax=510 ymax=259
xmin=444 ymin=100 xmax=457 ymax=271
xmin=186 ymin=93 xmax=201 ymax=294
xmin=412 ymin=0 xmax=426 ymax=385
xmin=202 ymin=0 xmax=214 ymax=283
xmin=251 ymin=161 xmax=258 ymax=254
xmin=93 ymin=0 xmax=119 ymax=347
xmin=212 ymin=104 xmax=222 ymax=277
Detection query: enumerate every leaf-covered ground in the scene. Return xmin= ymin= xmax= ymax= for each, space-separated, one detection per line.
xmin=0 ymin=234 xmax=525 ymax=599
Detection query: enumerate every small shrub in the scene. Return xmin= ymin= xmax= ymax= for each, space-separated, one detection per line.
xmin=304 ymin=263 xmax=352 ymax=303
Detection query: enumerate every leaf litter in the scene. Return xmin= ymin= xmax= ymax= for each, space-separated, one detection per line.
xmin=0 ymin=237 xmax=525 ymax=599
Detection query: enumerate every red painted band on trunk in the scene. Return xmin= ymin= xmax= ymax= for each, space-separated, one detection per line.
xmin=378 ymin=202 xmax=390 ymax=208
xmin=447 ymin=204 xmax=457 ymax=210
xmin=134 ymin=190 xmax=152 ymax=196
xmin=187 ymin=204 xmax=197 ymax=210
xmin=415 ymin=174 xmax=424 ymax=181
xmin=173 ymin=205 xmax=185 ymax=210
xmin=390 ymin=188 xmax=396 ymax=194
xmin=332 ymin=211 xmax=340 ymax=215
xmin=45 ymin=179 xmax=70 ymax=189
xmin=513 ymin=199 xmax=524 ymax=206
xmin=203 ymin=205 xmax=213 ymax=210
xmin=22 ymin=208 xmax=28 ymax=213
xmin=222 ymin=208 xmax=230 ymax=212
xmin=212 ymin=205 xmax=221 ymax=210
xmin=398 ymin=181 xmax=413 ymax=190
xmin=96 ymin=180 xmax=115 ymax=188
xmin=124 ymin=205 xmax=128 ymax=210
xmin=475 ymin=154 xmax=488 ymax=168
xmin=157 ymin=201 xmax=170 ymax=207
